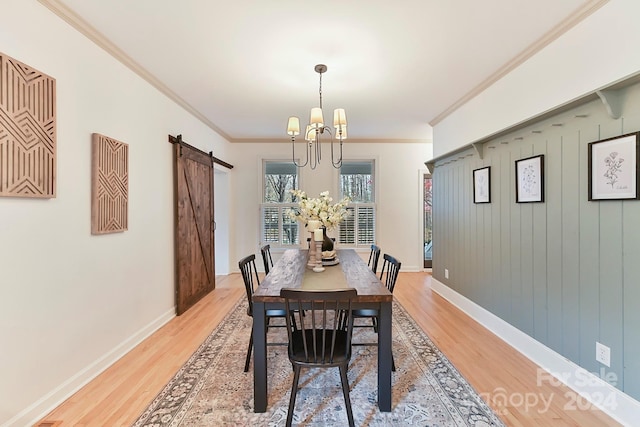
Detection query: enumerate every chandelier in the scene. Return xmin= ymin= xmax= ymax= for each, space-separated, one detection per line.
xmin=286 ymin=64 xmax=347 ymax=169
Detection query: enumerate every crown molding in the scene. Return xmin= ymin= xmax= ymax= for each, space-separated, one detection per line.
xmin=230 ymin=138 xmax=431 ymax=144
xmin=429 ymin=0 xmax=609 ymax=126
xmin=38 ymin=0 xmax=232 ymax=141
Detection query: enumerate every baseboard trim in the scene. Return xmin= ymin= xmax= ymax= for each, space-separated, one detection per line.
xmin=5 ymin=307 xmax=176 ymax=427
xmin=431 ymin=278 xmax=640 ymax=427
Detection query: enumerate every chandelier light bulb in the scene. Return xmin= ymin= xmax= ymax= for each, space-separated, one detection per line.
xmin=310 ymin=107 xmax=324 ymax=127
xmin=305 ymin=125 xmax=317 ymax=141
xmin=287 ymin=116 xmax=300 ymax=136
xmin=333 ymin=108 xmax=347 ymax=127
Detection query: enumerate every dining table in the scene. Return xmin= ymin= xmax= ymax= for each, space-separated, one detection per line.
xmin=252 ymin=248 xmax=394 ymax=412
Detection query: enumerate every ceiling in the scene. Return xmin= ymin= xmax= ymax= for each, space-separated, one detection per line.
xmin=43 ymin=0 xmax=605 ymax=143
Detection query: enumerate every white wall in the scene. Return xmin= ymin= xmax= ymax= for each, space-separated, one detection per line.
xmin=214 ymin=166 xmax=231 ymax=275
xmin=229 ymin=141 xmax=431 ymax=273
xmin=433 ymin=0 xmax=640 ymax=158
xmin=0 ymin=1 xmax=231 ymax=425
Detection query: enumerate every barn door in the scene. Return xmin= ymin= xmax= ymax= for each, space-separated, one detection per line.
xmin=172 ymin=136 xmax=215 ymax=315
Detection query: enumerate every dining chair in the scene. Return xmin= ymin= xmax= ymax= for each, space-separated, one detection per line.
xmin=238 ymin=254 xmax=292 ymax=372
xmin=368 ymin=244 xmax=381 ymax=274
xmin=260 ymin=244 xmax=273 ymax=274
xmin=352 ymin=253 xmax=401 ymax=371
xmin=280 ymin=288 xmax=357 ymax=427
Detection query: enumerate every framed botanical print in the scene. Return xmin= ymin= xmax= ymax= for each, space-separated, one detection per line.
xmin=473 ymin=166 xmax=491 ymax=203
xmin=515 ymin=155 xmax=544 ymax=203
xmin=588 ymin=132 xmax=640 ymax=201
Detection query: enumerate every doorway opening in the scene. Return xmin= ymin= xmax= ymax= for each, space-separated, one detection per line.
xmin=423 ymin=173 xmax=432 ymax=269
xmin=214 ymin=166 xmax=230 ymax=275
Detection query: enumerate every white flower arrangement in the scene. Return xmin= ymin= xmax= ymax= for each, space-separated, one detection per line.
xmin=289 ymin=190 xmax=350 ymax=231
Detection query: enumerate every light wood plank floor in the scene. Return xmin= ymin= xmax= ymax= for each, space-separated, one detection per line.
xmin=37 ymin=272 xmax=619 ymax=426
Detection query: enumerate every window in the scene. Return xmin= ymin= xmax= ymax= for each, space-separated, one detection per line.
xmin=339 ymin=160 xmax=375 ymax=246
xmin=261 ymin=161 xmax=299 ymax=246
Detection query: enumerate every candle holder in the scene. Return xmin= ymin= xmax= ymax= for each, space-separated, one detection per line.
xmin=312 ymin=241 xmax=325 ymax=272
xmin=307 ymin=231 xmax=317 ymax=268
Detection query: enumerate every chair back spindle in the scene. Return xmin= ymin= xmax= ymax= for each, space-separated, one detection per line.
xmin=260 ymin=244 xmax=273 ymax=275
xmin=239 ymin=254 xmax=260 ymax=315
xmin=379 ymin=253 xmax=401 ymax=293
xmin=368 ymin=244 xmax=381 ymax=274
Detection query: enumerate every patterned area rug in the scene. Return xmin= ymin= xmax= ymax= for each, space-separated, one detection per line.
xmin=133 ymin=297 xmax=505 ymax=426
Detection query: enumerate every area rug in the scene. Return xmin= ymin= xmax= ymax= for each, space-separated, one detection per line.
xmin=132 ymin=297 xmax=505 ymax=426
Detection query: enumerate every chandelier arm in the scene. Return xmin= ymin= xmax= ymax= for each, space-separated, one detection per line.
xmin=330 ymin=138 xmax=344 ymax=168
xmin=309 ymin=140 xmax=317 ymax=170
xmin=292 ymin=136 xmax=309 ymax=168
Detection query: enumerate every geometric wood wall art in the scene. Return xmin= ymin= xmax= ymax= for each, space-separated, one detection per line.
xmin=0 ymin=51 xmax=56 ymax=198
xmin=91 ymin=133 xmax=128 ymax=234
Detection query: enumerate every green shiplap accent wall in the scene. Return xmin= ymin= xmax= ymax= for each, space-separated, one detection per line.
xmin=432 ymin=81 xmax=640 ymax=400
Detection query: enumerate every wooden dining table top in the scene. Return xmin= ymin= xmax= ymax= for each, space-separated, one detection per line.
xmin=254 ymin=248 xmax=393 ymax=303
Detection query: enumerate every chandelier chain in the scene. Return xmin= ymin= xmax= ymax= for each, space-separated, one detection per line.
xmin=318 ymin=71 xmax=323 ymax=110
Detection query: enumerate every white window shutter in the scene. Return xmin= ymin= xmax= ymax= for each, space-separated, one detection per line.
xmin=339 ymin=207 xmax=356 ymax=244
xmin=357 ymin=205 xmax=375 ymax=245
xmin=262 ymin=206 xmax=280 ymax=243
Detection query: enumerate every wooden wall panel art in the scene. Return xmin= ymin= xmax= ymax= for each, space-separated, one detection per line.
xmin=0 ymin=51 xmax=56 ymax=198
xmin=91 ymin=133 xmax=129 ymax=234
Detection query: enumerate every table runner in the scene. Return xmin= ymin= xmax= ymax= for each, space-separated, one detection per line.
xmin=300 ymin=260 xmax=349 ymax=290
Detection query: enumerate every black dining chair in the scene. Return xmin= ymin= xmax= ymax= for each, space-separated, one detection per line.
xmin=260 ymin=244 xmax=273 ymax=274
xmin=368 ymin=244 xmax=381 ymax=274
xmin=352 ymin=253 xmax=401 ymax=371
xmin=280 ymin=288 xmax=358 ymax=427
xmin=239 ymin=254 xmax=292 ymax=372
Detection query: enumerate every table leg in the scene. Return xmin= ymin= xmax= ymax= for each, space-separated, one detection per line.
xmin=253 ymin=301 xmax=267 ymax=412
xmin=378 ymin=301 xmax=392 ymax=411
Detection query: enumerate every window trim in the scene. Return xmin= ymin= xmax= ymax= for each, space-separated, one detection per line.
xmin=261 ymin=159 xmax=302 ymax=248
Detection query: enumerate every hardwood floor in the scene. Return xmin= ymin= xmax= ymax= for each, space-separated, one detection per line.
xmin=37 ymin=272 xmax=619 ymax=426
xmin=395 ymin=273 xmax=619 ymax=427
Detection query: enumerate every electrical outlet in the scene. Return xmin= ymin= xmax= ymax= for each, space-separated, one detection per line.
xmin=444 ymin=268 xmax=449 ymax=279
xmin=596 ymin=342 xmax=611 ymax=367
